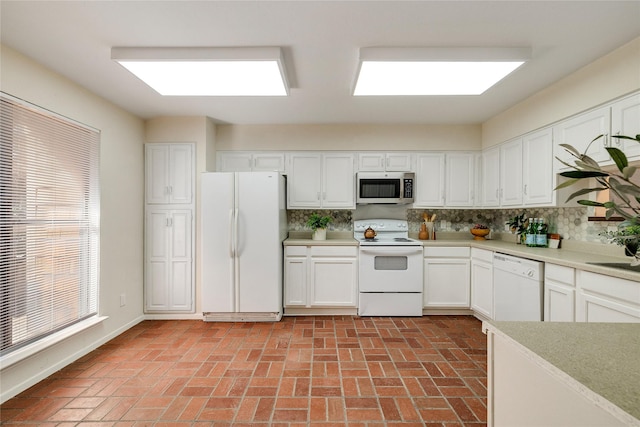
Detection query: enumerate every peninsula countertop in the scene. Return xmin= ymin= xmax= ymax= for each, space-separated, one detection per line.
xmin=483 ymin=321 xmax=640 ymax=426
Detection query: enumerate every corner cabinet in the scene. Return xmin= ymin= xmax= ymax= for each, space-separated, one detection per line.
xmin=144 ymin=142 xmax=195 ymax=313
xmin=284 ymin=245 xmax=358 ymax=314
xmin=286 ymin=153 xmax=355 ymax=209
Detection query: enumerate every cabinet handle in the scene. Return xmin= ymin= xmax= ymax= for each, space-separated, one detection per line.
xmin=524 ymin=184 xmax=527 ymax=195
xmin=317 ymin=192 xmax=320 ymax=201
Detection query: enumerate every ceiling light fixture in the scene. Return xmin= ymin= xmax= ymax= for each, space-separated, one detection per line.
xmin=112 ymin=47 xmax=289 ymax=96
xmin=353 ymin=47 xmax=530 ymax=96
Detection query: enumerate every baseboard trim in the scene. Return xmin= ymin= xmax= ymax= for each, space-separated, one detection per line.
xmin=0 ymin=315 xmax=145 ymax=404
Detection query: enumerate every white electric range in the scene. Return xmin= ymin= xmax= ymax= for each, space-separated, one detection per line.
xmin=354 ymin=219 xmax=424 ymax=316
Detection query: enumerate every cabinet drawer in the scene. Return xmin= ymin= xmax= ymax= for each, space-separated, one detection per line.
xmin=285 ymin=246 xmax=308 ymax=256
xmin=545 ymin=263 xmax=575 ymax=286
xmin=471 ymin=248 xmax=493 ymax=263
xmin=310 ymin=246 xmax=358 ymax=257
xmin=424 ymin=246 xmax=470 ymax=258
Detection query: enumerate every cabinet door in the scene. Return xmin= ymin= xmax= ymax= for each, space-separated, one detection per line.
xmin=576 ymin=270 xmax=640 ymax=323
xmin=522 ymin=128 xmax=554 ymax=206
xmin=481 ymin=146 xmax=501 ymax=207
xmin=544 ymin=281 xmax=575 ymax=322
xmin=145 ymin=145 xmax=170 ymax=204
xmin=423 ymin=258 xmax=470 ymax=307
xmin=554 ymin=106 xmax=611 ymax=171
xmin=471 ymin=259 xmax=493 ymax=319
xmin=310 ymin=257 xmax=357 ymax=306
xmin=446 ymin=153 xmax=475 ymax=207
xmin=611 ymin=93 xmax=640 ymax=160
xmin=386 ymin=153 xmax=413 ymax=171
xmin=168 ymin=144 xmax=194 ymax=204
xmin=287 ymin=153 xmax=322 ymax=208
xmin=145 ymin=210 xmax=170 ymax=310
xmin=415 ymin=153 xmax=445 ymax=207
xmin=284 ymin=256 xmax=307 ymax=307
xmin=253 ymin=153 xmax=285 ymax=172
xmin=145 ymin=209 xmax=193 ymax=312
xmin=322 ymin=153 xmax=355 ymax=208
xmin=168 ymin=210 xmax=193 ymax=311
xmin=358 ymin=153 xmax=386 ymax=171
xmin=218 ymin=153 xmax=253 ymax=172
xmin=500 ymin=138 xmax=523 ymax=206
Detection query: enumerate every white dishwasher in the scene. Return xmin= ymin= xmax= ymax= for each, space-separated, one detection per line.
xmin=493 ymin=253 xmax=544 ymax=321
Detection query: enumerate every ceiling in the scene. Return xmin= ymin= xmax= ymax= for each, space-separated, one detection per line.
xmin=1 ymin=1 xmax=639 ymax=125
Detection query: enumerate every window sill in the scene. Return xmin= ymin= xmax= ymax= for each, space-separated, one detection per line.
xmin=0 ymin=315 xmax=108 ymax=370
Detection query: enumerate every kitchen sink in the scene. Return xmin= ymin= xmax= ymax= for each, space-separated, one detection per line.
xmin=586 ymin=262 xmax=640 ymax=272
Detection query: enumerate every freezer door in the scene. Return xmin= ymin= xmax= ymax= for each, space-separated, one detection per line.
xmin=236 ymin=172 xmax=284 ymax=313
xmin=201 ymin=172 xmax=236 ymax=312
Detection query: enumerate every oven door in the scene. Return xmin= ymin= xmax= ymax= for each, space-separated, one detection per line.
xmin=358 ymin=246 xmax=423 ymax=292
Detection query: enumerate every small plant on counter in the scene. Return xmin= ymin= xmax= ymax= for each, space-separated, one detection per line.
xmin=506 ymin=213 xmax=528 ymax=244
xmin=306 ymin=213 xmax=332 ymax=231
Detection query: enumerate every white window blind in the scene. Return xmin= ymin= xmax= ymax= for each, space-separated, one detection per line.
xmin=0 ymin=92 xmax=100 ymax=356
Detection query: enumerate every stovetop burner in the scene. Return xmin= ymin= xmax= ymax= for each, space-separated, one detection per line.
xmin=354 ymin=219 xmax=422 ymax=246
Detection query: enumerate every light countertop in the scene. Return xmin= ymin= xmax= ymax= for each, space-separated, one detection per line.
xmin=284 ymin=231 xmax=640 ymax=281
xmin=483 ymin=321 xmax=640 ymax=425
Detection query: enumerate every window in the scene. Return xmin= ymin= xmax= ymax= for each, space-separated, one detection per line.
xmin=0 ymin=93 xmax=100 ymax=356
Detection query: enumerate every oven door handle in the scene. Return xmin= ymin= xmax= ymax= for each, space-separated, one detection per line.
xmin=359 ymin=247 xmax=423 ymax=256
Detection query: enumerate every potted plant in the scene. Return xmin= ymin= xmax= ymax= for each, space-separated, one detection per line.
xmin=556 ymin=133 xmax=640 ymax=262
xmin=306 ymin=213 xmax=332 ymax=240
xmin=506 ymin=213 xmax=528 ymax=244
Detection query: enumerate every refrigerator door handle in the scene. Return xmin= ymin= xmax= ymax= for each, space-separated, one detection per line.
xmin=229 ymin=209 xmax=235 ymax=257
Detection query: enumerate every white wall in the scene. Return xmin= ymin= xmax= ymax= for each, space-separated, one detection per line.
xmin=215 ymin=123 xmax=482 ymax=151
xmin=0 ymin=45 xmax=146 ymax=402
xmin=483 ymin=36 xmax=640 ymax=147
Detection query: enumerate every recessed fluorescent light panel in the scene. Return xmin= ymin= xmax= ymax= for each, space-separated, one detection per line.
xmin=112 ymin=47 xmax=289 ymax=96
xmin=353 ymin=47 xmax=530 ymax=96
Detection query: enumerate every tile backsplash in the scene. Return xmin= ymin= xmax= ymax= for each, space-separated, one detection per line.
xmin=287 ymin=207 xmax=618 ymax=244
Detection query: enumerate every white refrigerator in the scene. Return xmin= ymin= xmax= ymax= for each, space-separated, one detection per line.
xmin=201 ymin=171 xmax=287 ymax=321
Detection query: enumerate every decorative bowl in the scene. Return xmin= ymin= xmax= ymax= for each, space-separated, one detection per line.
xmin=470 ymin=228 xmax=490 ymax=240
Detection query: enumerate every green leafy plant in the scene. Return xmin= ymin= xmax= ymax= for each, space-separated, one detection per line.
xmin=506 ymin=213 xmax=527 ymax=235
xmin=306 ymin=213 xmax=332 ymax=230
xmin=556 ymin=134 xmax=640 ymax=221
xmin=556 ymin=133 xmax=640 ymax=259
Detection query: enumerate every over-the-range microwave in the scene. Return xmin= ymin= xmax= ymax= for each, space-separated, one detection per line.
xmin=356 ymin=172 xmax=415 ymax=204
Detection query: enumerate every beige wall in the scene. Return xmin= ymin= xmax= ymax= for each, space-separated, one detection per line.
xmin=0 ymin=45 xmax=146 ymax=402
xmin=483 ymin=37 xmax=640 ymax=148
xmin=215 ymin=123 xmax=482 ymax=151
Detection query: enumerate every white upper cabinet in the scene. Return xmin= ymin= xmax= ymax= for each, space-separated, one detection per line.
xmin=357 ymin=152 xmax=413 ymax=172
xmin=522 ymin=127 xmax=554 ymax=206
xmin=554 ymin=106 xmax=611 ymax=172
xmin=445 ymin=152 xmax=476 ymax=207
xmin=481 ymin=146 xmax=501 ymax=207
xmin=217 ymin=152 xmax=285 ymax=172
xmin=146 ymin=143 xmax=195 ymax=205
xmin=610 ymin=92 xmax=640 ymax=161
xmin=500 ymin=138 xmax=524 ymax=206
xmin=414 ymin=153 xmax=445 ymax=207
xmin=287 ymin=153 xmax=355 ymax=209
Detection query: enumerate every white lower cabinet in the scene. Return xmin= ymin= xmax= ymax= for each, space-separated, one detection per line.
xmin=423 ymin=247 xmax=470 ymax=308
xmin=576 ymin=270 xmax=640 ymax=323
xmin=284 ymin=245 xmax=358 ymax=311
xmin=544 ymin=263 xmax=576 ymax=322
xmin=145 ymin=208 xmax=193 ymax=312
xmin=470 ymin=248 xmax=493 ymax=319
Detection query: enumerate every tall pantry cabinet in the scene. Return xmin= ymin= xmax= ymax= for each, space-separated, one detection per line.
xmin=144 ymin=143 xmax=195 ymax=312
